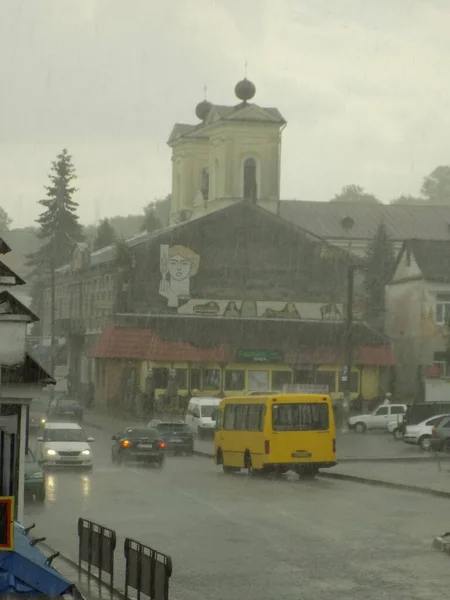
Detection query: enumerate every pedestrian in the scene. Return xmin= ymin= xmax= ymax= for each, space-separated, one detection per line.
xmin=383 ymin=392 xmax=392 ymax=405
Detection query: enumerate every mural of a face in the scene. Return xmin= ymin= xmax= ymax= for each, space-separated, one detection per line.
xmin=159 ymin=244 xmax=200 ymax=308
xmin=168 ymin=255 xmax=192 ymax=282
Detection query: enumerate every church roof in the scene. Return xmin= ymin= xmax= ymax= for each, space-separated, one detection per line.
xmin=168 ymin=102 xmax=285 ymax=145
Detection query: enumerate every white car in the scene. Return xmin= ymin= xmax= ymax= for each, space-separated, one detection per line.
xmin=348 ymin=404 xmax=407 ymax=433
xmin=36 ymin=422 xmax=94 ymax=468
xmin=403 ymin=414 xmax=450 ymax=450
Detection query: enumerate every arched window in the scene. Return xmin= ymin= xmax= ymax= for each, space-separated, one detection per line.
xmin=176 ymin=173 xmax=181 ymax=209
xmin=243 ymin=157 xmax=257 ymax=202
xmin=201 ymin=167 xmax=209 ymax=200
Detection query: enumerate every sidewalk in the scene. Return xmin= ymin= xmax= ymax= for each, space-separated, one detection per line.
xmin=324 ymin=460 xmax=450 ymax=497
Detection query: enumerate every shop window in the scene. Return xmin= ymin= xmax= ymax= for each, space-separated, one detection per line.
xmin=175 ymin=369 xmax=187 ymax=389
xmin=436 ymin=293 xmax=450 ymax=324
xmin=338 ymin=371 xmax=359 ymax=393
xmin=153 ymin=368 xmax=169 ymax=389
xmin=248 ymin=370 xmax=269 ymax=391
xmin=271 ymin=370 xmax=292 ymax=391
xmin=225 ymin=370 xmax=245 ymax=390
xmin=203 ymin=369 xmax=220 ymax=389
xmin=315 ymin=370 xmax=336 ymax=393
xmin=190 ymin=368 xmax=202 ymax=390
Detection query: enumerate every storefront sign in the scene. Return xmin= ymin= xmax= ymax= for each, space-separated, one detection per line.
xmin=236 ymin=349 xmax=284 ymax=364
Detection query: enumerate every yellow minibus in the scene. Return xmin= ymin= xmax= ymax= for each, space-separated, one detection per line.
xmin=214 ymin=393 xmax=336 ymax=477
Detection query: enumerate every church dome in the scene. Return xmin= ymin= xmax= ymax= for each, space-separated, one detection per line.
xmin=235 ymin=78 xmax=256 ymax=102
xmin=195 ymin=99 xmax=212 ymax=121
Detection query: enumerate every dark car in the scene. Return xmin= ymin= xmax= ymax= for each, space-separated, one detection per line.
xmin=29 ymin=397 xmax=50 ymax=431
xmin=25 ymin=449 xmax=45 ymax=502
xmin=148 ymin=420 xmax=194 ymax=455
xmin=400 ymin=402 xmax=450 ymax=435
xmin=111 ymin=427 xmax=165 ymax=467
xmin=47 ymin=397 xmax=83 ymax=423
xmin=430 ymin=415 xmax=450 ymax=452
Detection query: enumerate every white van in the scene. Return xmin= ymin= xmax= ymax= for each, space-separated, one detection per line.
xmin=185 ymin=397 xmax=221 ymax=438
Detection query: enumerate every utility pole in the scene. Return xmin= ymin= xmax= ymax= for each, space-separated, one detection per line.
xmin=49 ymin=254 xmax=56 ymax=400
xmin=343 ymin=264 xmax=354 ymax=416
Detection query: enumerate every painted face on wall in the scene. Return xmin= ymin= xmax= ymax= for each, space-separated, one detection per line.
xmin=168 ymin=255 xmax=192 ymax=281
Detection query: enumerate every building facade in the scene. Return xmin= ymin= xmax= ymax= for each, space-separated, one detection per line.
xmin=385 ymin=239 xmax=450 ymax=399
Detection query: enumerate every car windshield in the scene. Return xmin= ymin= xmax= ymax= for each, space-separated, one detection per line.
xmin=45 ymin=429 xmax=86 ymax=442
xmin=158 ymin=423 xmax=189 ymax=432
xmin=123 ymin=428 xmax=161 ymax=440
xmin=57 ymin=399 xmax=80 ymax=408
xmin=200 ymin=405 xmax=217 ymax=418
xmin=272 ymin=403 xmax=329 ymax=431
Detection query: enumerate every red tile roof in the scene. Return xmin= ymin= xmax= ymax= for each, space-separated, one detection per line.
xmin=90 ymin=324 xmax=395 ymax=366
xmin=88 ymin=323 xmax=227 ymax=363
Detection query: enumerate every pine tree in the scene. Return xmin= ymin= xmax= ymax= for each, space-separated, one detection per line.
xmin=364 ymin=223 xmax=396 ymax=327
xmin=27 ymin=149 xmax=84 ymax=330
xmin=93 ymin=218 xmax=117 ymax=251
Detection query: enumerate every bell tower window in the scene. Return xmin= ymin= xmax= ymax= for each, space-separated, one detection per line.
xmin=243 ymin=157 xmax=257 ymax=202
xmin=201 ymin=167 xmax=209 ymax=200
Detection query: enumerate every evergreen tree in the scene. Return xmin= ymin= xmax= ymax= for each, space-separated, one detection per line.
xmin=93 ymin=218 xmax=117 ymax=251
xmin=364 ymin=223 xmax=396 ymax=327
xmin=141 ymin=202 xmax=162 ymax=233
xmin=27 ymin=149 xmax=84 ymax=330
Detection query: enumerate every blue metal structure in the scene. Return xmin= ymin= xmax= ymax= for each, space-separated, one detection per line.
xmin=0 ymin=523 xmax=73 ymax=596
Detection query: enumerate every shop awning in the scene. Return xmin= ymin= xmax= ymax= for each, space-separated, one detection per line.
xmin=0 ymin=523 xmax=73 ymax=596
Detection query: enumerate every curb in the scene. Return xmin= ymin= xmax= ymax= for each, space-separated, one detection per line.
xmin=37 ymin=539 xmax=126 ymax=600
xmin=319 ymin=472 xmax=450 ymax=498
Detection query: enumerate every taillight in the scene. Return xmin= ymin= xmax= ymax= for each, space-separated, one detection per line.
xmin=122 ymin=440 xmax=131 ymax=447
xmin=264 ymin=440 xmax=270 ymax=454
xmin=432 ymin=427 xmax=437 ymax=437
xmin=332 ymin=438 xmax=336 ymax=453
xmin=159 ymin=442 xmax=166 ymax=449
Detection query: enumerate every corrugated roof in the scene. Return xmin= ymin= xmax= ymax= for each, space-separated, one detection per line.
xmin=407 ymin=239 xmax=450 ymax=282
xmin=280 ymin=201 xmax=450 ymax=242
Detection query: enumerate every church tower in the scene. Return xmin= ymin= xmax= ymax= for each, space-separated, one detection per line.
xmin=167 ymin=78 xmax=286 ymax=224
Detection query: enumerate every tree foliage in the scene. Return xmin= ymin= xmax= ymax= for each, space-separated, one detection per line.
xmin=421 ymin=165 xmax=450 ymax=204
xmin=0 ymin=206 xmax=12 ymax=230
xmin=364 ymin=224 xmax=396 ymax=327
xmin=331 ymin=184 xmax=380 ymax=204
xmin=27 ymin=149 xmax=84 ymax=326
xmin=93 ymin=218 xmax=117 ymax=251
xmin=141 ymin=202 xmax=163 ymax=233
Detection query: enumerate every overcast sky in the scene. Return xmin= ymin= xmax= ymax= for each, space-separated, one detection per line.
xmin=1 ymin=0 xmax=450 ymax=227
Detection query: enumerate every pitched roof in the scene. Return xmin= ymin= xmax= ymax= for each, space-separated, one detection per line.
xmin=0 ymin=237 xmax=11 ymax=255
xmin=279 ymin=200 xmax=450 ymax=242
xmin=90 ymin=319 xmax=394 ymax=366
xmin=1 ymin=353 xmax=55 ymax=385
xmin=405 ymin=239 xmax=450 ymax=282
xmin=0 ymin=290 xmax=38 ymax=322
xmin=0 ymin=260 xmax=25 ymax=286
xmin=88 ymin=322 xmax=227 ymax=362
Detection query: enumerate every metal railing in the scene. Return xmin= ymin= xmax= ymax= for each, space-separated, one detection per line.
xmin=77 ymin=518 xmax=116 ymax=588
xmin=124 ymin=537 xmax=172 ymax=600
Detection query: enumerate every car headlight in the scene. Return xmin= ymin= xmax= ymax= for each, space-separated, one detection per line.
xmin=46 ymin=449 xmax=56 ymax=456
xmin=40 ymin=418 xmax=46 ymax=424
xmin=81 ymin=449 xmax=90 ymax=456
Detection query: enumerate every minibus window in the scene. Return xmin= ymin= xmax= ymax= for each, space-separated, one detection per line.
xmin=272 ymin=403 xmax=329 ymax=431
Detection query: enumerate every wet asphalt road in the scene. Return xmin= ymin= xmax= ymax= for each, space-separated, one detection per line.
xmin=25 ymin=425 xmax=450 ymax=600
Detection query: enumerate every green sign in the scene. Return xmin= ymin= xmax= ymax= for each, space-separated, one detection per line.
xmin=236 ymin=349 xmax=284 ymax=364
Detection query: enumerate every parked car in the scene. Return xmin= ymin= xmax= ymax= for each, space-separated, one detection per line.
xmin=28 ymin=397 xmax=50 ymax=431
xmin=36 ymin=422 xmax=94 ymax=468
xmin=430 ymin=415 xmax=450 ymax=452
xmin=46 ymin=397 xmax=83 ymax=423
xmin=387 ymin=414 xmax=405 ymax=439
xmin=348 ymin=404 xmax=407 ymax=433
xmin=111 ymin=427 xmax=165 ymax=467
xmin=401 ymin=402 xmax=450 ymax=436
xmin=148 ymin=419 xmax=194 ymax=455
xmin=25 ymin=449 xmax=45 ymax=502
xmin=185 ymin=397 xmax=222 ymax=438
xmin=403 ymin=414 xmax=450 ymax=450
